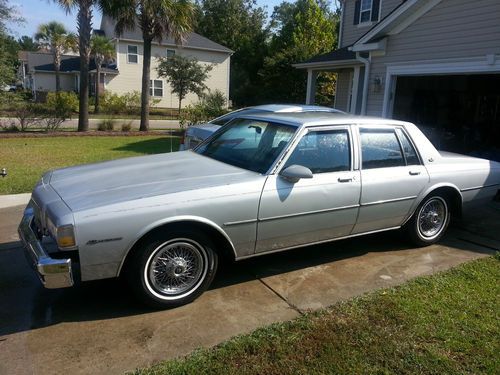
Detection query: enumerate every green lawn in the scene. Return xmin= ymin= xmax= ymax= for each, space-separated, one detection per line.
xmin=0 ymin=136 xmax=179 ymax=194
xmin=136 ymin=256 xmax=500 ymax=375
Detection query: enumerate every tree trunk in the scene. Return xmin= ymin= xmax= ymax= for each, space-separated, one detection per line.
xmin=55 ymin=64 xmax=61 ymax=93
xmin=140 ymin=37 xmax=152 ymax=132
xmin=178 ymin=98 xmax=182 ymax=118
xmin=77 ymin=1 xmax=92 ymax=132
xmin=94 ymin=62 xmax=101 ymax=114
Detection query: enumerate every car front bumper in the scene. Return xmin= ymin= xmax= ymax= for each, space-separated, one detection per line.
xmin=18 ymin=207 xmax=74 ymax=289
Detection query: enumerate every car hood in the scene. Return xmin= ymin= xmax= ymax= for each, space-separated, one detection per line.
xmin=49 ymin=151 xmax=257 ymax=212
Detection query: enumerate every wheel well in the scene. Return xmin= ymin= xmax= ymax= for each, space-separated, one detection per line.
xmin=427 ymin=186 xmax=462 ymax=219
xmin=119 ymin=221 xmax=235 ymax=277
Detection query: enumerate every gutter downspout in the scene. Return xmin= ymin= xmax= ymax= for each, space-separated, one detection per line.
xmin=356 ymin=52 xmax=370 ymax=115
xmin=338 ymin=0 xmax=345 ymax=49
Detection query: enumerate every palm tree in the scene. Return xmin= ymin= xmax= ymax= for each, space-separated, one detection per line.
xmin=101 ymin=0 xmax=195 ymax=131
xmin=35 ymin=22 xmax=77 ymax=93
xmin=90 ymin=35 xmax=115 ymax=113
xmin=53 ymin=0 xmax=94 ymax=132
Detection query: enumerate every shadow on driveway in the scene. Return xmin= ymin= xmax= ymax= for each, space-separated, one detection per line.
xmin=0 ymin=224 xmax=495 ymax=338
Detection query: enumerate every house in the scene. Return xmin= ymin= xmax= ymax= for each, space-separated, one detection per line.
xmin=21 ymin=15 xmax=233 ymax=108
xmin=295 ymin=0 xmax=500 ymax=157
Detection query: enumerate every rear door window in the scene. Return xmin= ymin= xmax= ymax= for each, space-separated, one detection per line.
xmin=360 ymin=129 xmax=405 ymax=169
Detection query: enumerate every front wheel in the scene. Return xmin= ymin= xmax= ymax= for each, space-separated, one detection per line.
xmin=405 ymin=195 xmax=450 ymax=247
xmin=127 ymin=231 xmax=218 ymax=308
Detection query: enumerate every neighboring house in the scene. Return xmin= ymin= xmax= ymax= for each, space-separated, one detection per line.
xmin=21 ymin=15 xmax=233 ymax=108
xmin=295 ymin=0 xmax=500 ymax=157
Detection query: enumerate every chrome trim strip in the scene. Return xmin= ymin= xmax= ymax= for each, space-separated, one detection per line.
xmin=460 ymin=183 xmax=499 ymax=192
xmin=259 ymin=204 xmax=360 ymax=222
xmin=223 ymin=219 xmax=258 ymax=227
xmin=236 ymin=226 xmax=401 ymax=261
xmin=361 ymin=195 xmax=417 ymax=207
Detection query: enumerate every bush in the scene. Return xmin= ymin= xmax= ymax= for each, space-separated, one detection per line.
xmin=179 ymin=89 xmax=228 ymax=128
xmin=100 ymin=91 xmax=161 ymax=115
xmin=121 ymin=122 xmax=132 ymax=132
xmin=0 ymin=92 xmax=42 ymax=131
xmin=45 ymin=91 xmax=79 ymax=115
xmin=40 ymin=91 xmax=78 ymax=132
xmin=97 ymin=118 xmax=115 ymax=131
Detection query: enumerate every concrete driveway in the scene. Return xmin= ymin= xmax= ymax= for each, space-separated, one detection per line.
xmin=0 ymin=201 xmax=498 ymax=375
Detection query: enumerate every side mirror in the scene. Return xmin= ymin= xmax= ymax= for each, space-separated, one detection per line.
xmin=279 ymin=164 xmax=313 ymax=183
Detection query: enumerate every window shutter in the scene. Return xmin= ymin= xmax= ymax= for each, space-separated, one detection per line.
xmin=371 ymin=0 xmax=381 ymax=22
xmin=354 ymin=0 xmax=361 ymax=25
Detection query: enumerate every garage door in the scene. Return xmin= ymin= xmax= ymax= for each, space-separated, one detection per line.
xmin=392 ymin=74 xmax=500 ymax=161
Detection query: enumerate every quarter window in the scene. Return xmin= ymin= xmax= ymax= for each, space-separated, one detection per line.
xmin=149 ymin=80 xmax=163 ymax=97
xmin=285 ymin=129 xmax=351 ymax=174
xmin=396 ymin=128 xmax=420 ymax=165
xmin=127 ymin=45 xmax=138 ymax=64
xmin=360 ymin=129 xmax=405 ymax=169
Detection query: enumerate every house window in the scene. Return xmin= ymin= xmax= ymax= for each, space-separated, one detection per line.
xmin=149 ymin=79 xmax=163 ymax=97
xmin=360 ymin=0 xmax=373 ymax=23
xmin=354 ymin=0 xmax=380 ymax=25
xmin=166 ymin=49 xmax=175 ymax=58
xmin=127 ymin=45 xmax=138 ymax=64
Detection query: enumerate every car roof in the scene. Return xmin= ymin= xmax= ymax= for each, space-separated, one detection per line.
xmin=236 ymin=111 xmax=412 ymax=128
xmin=249 ymin=104 xmax=343 ymax=113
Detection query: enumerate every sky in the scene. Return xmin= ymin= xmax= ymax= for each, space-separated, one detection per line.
xmin=8 ymin=0 xmax=285 ymax=38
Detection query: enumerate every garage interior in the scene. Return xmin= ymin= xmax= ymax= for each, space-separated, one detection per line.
xmin=392 ymin=74 xmax=500 ymax=161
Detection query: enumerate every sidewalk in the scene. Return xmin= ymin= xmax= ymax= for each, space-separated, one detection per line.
xmin=0 ymin=117 xmax=180 ymax=130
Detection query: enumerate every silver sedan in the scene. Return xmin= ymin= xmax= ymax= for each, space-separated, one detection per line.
xmin=19 ymin=112 xmax=500 ymax=307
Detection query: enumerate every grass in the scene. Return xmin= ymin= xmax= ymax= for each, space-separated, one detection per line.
xmin=135 ymin=256 xmax=500 ymax=375
xmin=0 ymin=135 xmax=179 ymax=194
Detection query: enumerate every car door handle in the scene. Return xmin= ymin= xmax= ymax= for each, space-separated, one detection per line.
xmin=338 ymin=177 xmax=353 ymax=183
xmin=409 ymin=171 xmax=421 ymax=176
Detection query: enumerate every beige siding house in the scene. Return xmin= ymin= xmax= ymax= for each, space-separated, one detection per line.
xmin=22 ymin=16 xmax=232 ymax=108
xmin=295 ymin=0 xmax=500 ymax=158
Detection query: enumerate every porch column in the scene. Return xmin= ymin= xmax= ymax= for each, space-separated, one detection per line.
xmin=305 ymin=69 xmax=318 ymax=104
xmin=351 ymin=66 xmax=361 ymax=114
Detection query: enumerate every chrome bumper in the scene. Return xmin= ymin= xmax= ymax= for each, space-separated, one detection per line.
xmin=18 ymin=207 xmax=74 ymax=289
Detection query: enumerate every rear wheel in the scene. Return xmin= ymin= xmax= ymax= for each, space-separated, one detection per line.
xmin=127 ymin=230 xmax=218 ymax=308
xmin=406 ymin=195 xmax=450 ymax=246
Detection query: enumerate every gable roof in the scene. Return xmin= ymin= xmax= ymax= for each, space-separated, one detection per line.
xmin=99 ymin=15 xmax=233 ymax=54
xmin=353 ymin=0 xmax=442 ymax=47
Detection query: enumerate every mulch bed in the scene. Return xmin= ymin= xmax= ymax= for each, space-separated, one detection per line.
xmin=0 ymin=130 xmax=183 ymax=138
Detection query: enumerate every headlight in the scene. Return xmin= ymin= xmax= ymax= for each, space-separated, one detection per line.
xmin=47 ymin=217 xmax=76 ymax=249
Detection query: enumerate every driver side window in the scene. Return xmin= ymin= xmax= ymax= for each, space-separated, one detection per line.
xmin=284 ymin=129 xmax=351 ymax=174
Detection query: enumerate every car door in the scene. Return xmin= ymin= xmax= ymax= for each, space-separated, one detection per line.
xmin=256 ymin=126 xmax=361 ymax=253
xmin=352 ymin=126 xmax=429 ymax=234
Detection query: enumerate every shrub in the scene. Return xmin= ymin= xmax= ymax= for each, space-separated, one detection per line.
xmin=100 ymin=91 xmax=161 ymax=115
xmin=121 ymin=122 xmax=132 ymax=132
xmin=40 ymin=91 xmax=78 ymax=132
xmin=0 ymin=92 xmax=42 ymax=131
xmin=97 ymin=118 xmax=115 ymax=131
xmin=179 ymin=89 xmax=228 ymax=128
xmin=45 ymin=91 xmax=79 ymax=115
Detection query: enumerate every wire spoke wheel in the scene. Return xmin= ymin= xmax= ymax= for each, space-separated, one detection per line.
xmin=417 ymin=197 xmax=448 ymax=240
xmin=145 ymin=239 xmax=208 ymax=299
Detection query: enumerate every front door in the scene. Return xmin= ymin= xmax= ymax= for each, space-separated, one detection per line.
xmin=352 ymin=126 xmax=429 ymax=234
xmin=256 ymin=126 xmax=361 ymax=253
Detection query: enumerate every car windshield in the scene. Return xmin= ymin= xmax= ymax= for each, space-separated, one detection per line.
xmin=196 ymin=118 xmax=297 ymax=174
